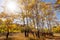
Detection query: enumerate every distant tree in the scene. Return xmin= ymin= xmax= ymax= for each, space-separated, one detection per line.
xmin=4 ymin=19 xmax=13 ymax=40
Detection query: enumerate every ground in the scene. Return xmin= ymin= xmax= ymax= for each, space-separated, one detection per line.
xmin=0 ymin=33 xmax=60 ymax=40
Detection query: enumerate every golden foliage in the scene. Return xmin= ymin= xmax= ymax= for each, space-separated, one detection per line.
xmin=20 ymin=0 xmax=36 ymax=10
xmin=4 ymin=19 xmax=13 ymax=25
xmin=52 ymin=26 xmax=60 ymax=33
xmin=56 ymin=0 xmax=60 ymax=4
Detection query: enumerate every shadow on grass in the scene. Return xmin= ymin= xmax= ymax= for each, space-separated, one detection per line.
xmin=29 ymin=37 xmax=39 ymax=40
xmin=4 ymin=38 xmax=13 ymax=40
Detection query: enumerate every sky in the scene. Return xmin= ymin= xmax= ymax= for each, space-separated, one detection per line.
xmin=0 ymin=0 xmax=4 ymax=12
xmin=42 ymin=0 xmax=57 ymax=3
xmin=0 ymin=0 xmax=60 ymax=21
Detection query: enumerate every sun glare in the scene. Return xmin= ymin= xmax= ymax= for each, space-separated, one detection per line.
xmin=6 ymin=1 xmax=18 ymax=13
xmin=7 ymin=2 xmax=17 ymax=11
xmin=5 ymin=1 xmax=20 ymax=14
